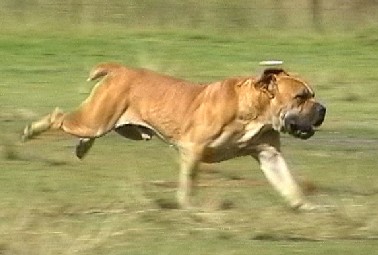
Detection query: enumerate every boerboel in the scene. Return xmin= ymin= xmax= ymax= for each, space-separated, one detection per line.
xmin=22 ymin=63 xmax=326 ymax=210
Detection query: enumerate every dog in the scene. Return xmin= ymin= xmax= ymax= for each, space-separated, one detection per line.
xmin=22 ymin=63 xmax=326 ymax=210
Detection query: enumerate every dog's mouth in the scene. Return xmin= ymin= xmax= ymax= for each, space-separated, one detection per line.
xmin=281 ymin=112 xmax=317 ymax=140
xmin=280 ymin=103 xmax=326 ymax=140
xmin=286 ymin=123 xmax=315 ymax=140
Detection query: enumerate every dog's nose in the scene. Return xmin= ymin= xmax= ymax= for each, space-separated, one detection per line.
xmin=317 ymin=103 xmax=326 ymax=118
xmin=313 ymin=103 xmax=326 ymax=127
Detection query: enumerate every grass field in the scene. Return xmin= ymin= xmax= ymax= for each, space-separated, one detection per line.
xmin=1 ymin=6 xmax=378 ymax=254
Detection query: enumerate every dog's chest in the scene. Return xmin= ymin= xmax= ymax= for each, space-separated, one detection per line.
xmin=209 ymin=122 xmax=265 ymax=148
xmin=203 ymin=123 xmax=267 ymax=163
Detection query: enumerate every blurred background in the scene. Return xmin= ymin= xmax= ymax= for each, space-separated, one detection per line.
xmin=1 ymin=0 xmax=378 ymax=32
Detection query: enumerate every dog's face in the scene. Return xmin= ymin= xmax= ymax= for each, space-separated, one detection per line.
xmin=256 ymin=68 xmax=326 ymax=139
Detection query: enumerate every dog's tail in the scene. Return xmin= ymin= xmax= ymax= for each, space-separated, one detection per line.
xmin=87 ymin=63 xmax=123 ymax=81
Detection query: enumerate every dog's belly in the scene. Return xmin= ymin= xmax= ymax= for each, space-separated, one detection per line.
xmin=116 ymin=110 xmax=272 ymax=163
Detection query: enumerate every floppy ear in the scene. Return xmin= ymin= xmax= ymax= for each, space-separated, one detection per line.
xmin=262 ymin=68 xmax=288 ymax=77
xmin=255 ymin=68 xmax=288 ymax=98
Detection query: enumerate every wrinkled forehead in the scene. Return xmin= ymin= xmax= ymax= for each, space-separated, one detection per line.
xmin=277 ymin=76 xmax=314 ymax=96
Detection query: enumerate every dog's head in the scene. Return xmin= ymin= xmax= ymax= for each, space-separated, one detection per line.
xmin=255 ymin=68 xmax=326 ymax=139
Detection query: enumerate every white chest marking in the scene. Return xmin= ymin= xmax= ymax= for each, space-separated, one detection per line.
xmin=208 ymin=123 xmax=265 ymax=149
xmin=237 ymin=123 xmax=264 ymax=144
xmin=237 ymin=123 xmax=265 ymax=143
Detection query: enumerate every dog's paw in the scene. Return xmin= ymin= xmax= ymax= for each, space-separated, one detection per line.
xmin=297 ymin=202 xmax=336 ymax=213
xmin=21 ymin=124 xmax=32 ymax=142
xmin=75 ymin=138 xmax=95 ymax=159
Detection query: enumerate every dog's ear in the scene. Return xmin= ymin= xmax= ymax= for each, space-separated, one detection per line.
xmin=255 ymin=68 xmax=288 ymax=98
xmin=262 ymin=68 xmax=288 ymax=77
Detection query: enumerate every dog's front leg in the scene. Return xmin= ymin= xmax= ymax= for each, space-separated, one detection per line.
xmin=177 ymin=146 xmax=203 ymax=209
xmin=253 ymin=146 xmax=315 ymax=211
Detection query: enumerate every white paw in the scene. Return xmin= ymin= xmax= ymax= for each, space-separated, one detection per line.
xmin=21 ymin=124 xmax=32 ymax=142
xmin=297 ymin=202 xmax=335 ymax=212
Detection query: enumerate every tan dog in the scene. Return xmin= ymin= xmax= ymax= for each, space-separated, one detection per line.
xmin=22 ymin=63 xmax=326 ymax=210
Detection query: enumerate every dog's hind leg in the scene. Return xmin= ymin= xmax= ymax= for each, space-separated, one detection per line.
xmin=22 ymin=107 xmax=65 ymax=142
xmin=22 ymin=107 xmax=101 ymax=159
xmin=76 ymin=138 xmax=95 ymax=159
xmin=22 ymin=107 xmax=107 ymax=141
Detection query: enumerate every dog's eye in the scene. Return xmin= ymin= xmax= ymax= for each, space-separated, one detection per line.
xmin=294 ymin=94 xmax=308 ymax=102
xmin=295 ymin=94 xmax=306 ymax=99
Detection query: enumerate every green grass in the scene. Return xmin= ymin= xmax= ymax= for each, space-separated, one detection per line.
xmin=1 ymin=15 xmax=378 ymax=255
